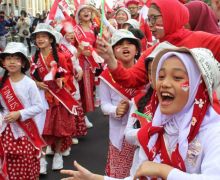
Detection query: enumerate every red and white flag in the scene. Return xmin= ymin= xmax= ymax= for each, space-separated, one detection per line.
xmin=46 ymin=0 xmax=76 ymax=23
xmin=104 ymin=1 xmax=112 ymax=12
xmin=46 ymin=0 xmax=64 ymax=23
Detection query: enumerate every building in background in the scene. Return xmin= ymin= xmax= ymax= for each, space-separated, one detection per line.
xmin=0 ymin=0 xmax=54 ymax=16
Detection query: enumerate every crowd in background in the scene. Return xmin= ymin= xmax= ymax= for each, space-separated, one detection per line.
xmin=0 ymin=0 xmax=219 ymax=180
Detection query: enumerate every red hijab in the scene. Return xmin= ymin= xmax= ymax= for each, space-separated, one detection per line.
xmin=151 ymin=0 xmax=192 ymax=44
xmin=185 ymin=1 xmax=220 ymax=35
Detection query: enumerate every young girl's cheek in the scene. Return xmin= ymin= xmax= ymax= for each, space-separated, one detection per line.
xmin=15 ymin=61 xmax=22 ymax=66
xmin=115 ymin=47 xmax=121 ymax=53
xmin=180 ymin=81 xmax=189 ymax=92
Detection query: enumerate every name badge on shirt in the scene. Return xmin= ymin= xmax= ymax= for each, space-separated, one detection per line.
xmin=186 ymin=138 xmax=202 ymax=166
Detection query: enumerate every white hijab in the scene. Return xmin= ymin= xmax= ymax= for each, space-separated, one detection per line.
xmin=148 ymin=52 xmax=201 ymax=160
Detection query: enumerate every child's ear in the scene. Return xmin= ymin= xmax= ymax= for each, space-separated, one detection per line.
xmin=21 ymin=60 xmax=25 ymax=68
xmin=49 ymin=38 xmax=54 ymax=44
xmin=2 ymin=60 xmax=6 ymax=67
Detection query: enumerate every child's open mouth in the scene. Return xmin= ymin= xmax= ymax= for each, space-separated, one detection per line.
xmin=160 ymin=92 xmax=175 ymax=105
xmin=122 ymin=50 xmax=130 ymax=56
xmin=83 ymin=14 xmax=89 ymax=18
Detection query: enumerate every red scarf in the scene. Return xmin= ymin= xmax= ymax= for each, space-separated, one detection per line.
xmin=185 ymin=1 xmax=220 ymax=35
xmin=60 ymin=44 xmax=75 ymax=59
xmin=31 ymin=54 xmax=79 ymax=114
xmin=138 ymin=80 xmax=209 ymax=173
xmin=152 ymin=0 xmax=193 ymax=44
xmin=73 ymin=25 xmax=99 ymax=71
xmin=99 ymin=69 xmax=139 ymax=100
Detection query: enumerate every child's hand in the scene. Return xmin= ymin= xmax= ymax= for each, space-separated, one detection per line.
xmin=4 ymin=111 xmax=21 ymax=123
xmin=78 ymin=43 xmax=92 ymax=57
xmin=96 ymin=36 xmax=117 ymax=70
xmin=133 ymin=161 xmax=174 ymax=180
xmin=75 ymin=71 xmax=83 ymax=81
xmin=36 ymin=81 xmax=48 ymax=90
xmin=61 ymin=161 xmax=95 ymax=180
xmin=116 ymin=100 xmax=129 ymax=117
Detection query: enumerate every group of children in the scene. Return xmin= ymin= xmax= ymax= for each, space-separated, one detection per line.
xmin=60 ymin=41 xmax=220 ymax=180
xmin=0 ymin=5 xmax=101 ymax=178
xmin=0 ymin=1 xmax=220 ymax=180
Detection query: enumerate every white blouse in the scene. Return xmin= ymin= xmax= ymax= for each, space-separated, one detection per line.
xmin=0 ymin=76 xmax=44 ymax=139
xmin=104 ymin=107 xmax=220 ymax=180
xmin=99 ymin=79 xmax=131 ymax=150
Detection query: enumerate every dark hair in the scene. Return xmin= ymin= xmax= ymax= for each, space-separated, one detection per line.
xmin=128 ymin=27 xmax=145 ymax=40
xmin=0 ymin=53 xmax=28 ymax=90
xmin=0 ymin=53 xmax=29 ymax=73
xmin=33 ymin=33 xmax=60 ymax=81
xmin=0 ymin=11 xmax=5 ymax=15
xmin=20 ymin=10 xmax=27 ymax=17
xmin=137 ymin=57 xmax=154 ymax=113
xmin=113 ymin=38 xmax=141 ymax=59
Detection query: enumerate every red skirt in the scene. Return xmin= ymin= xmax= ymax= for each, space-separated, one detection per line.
xmin=1 ymin=125 xmax=40 ymax=180
xmin=43 ymin=104 xmax=76 ymax=148
xmin=105 ymin=139 xmax=136 ymax=178
xmin=79 ymin=64 xmax=95 ymax=113
xmin=72 ymin=106 xmax=87 ymax=137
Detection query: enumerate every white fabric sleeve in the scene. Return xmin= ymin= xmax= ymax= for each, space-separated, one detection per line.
xmin=19 ymin=82 xmax=44 ymax=121
xmin=168 ymin=126 xmax=220 ymax=180
xmin=124 ymin=101 xmax=140 ymax=146
xmin=99 ymin=80 xmax=118 ymax=117
xmin=71 ymin=56 xmax=82 ymax=73
xmin=103 ymin=15 xmax=117 ymax=34
xmin=167 ymin=168 xmax=220 ymax=180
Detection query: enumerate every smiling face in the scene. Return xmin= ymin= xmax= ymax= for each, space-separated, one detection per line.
xmin=156 ymin=56 xmax=189 ymax=115
xmin=79 ymin=8 xmax=92 ymax=22
xmin=116 ymin=10 xmax=129 ymax=25
xmin=65 ymin=32 xmax=76 ymax=44
xmin=35 ymin=32 xmax=53 ymax=49
xmin=3 ymin=54 xmax=23 ymax=74
xmin=113 ymin=39 xmax=137 ymax=66
xmin=147 ymin=5 xmax=165 ymax=40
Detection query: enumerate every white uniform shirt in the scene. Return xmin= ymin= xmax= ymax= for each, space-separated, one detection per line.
xmin=105 ymin=107 xmax=220 ymax=180
xmin=99 ymin=79 xmax=131 ymax=150
xmin=0 ymin=76 xmax=44 ymax=139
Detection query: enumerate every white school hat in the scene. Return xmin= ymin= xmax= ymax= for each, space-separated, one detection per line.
xmin=152 ymin=46 xmax=220 ymax=113
xmin=115 ymin=7 xmax=131 ymax=20
xmin=111 ymin=29 xmax=140 ymax=47
xmin=75 ymin=4 xmax=99 ymax=24
xmin=148 ymin=41 xmax=176 ymax=59
xmin=123 ymin=19 xmax=140 ymax=29
xmin=0 ymin=42 xmax=30 ymax=71
xmin=31 ymin=23 xmax=56 ymax=43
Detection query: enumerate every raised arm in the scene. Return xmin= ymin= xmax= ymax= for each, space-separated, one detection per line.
xmin=96 ymin=37 xmax=153 ymax=88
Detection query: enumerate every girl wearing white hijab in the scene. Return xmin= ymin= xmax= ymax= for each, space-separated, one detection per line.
xmin=60 ymin=47 xmax=220 ymax=180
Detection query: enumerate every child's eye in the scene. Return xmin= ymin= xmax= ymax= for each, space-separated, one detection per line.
xmin=158 ymin=75 xmax=165 ymax=80
xmin=174 ymin=76 xmax=183 ymax=80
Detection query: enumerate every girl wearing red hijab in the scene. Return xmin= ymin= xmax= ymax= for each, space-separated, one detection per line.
xmin=95 ymin=0 xmax=220 ymax=89
xmin=185 ymin=0 xmax=220 ymax=35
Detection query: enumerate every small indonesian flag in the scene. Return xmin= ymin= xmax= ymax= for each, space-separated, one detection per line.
xmin=132 ymin=110 xmax=152 ymax=127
